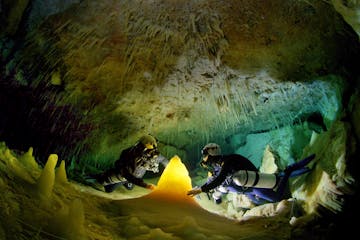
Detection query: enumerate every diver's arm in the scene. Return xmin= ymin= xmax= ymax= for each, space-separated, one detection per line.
xmin=120 ymin=167 xmax=153 ymax=189
xmin=154 ymin=154 xmax=169 ymax=167
xmin=188 ymin=173 xmax=218 ymax=196
xmin=187 ymin=187 xmax=202 ymax=196
xmin=200 ymin=167 xmax=228 ymax=192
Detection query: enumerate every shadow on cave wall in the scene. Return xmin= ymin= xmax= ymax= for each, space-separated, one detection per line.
xmin=0 ymin=81 xmax=92 ymax=165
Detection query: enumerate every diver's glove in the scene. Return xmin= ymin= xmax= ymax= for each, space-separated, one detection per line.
xmin=187 ymin=186 xmax=202 ymax=196
xmin=146 ymin=183 xmax=156 ymax=190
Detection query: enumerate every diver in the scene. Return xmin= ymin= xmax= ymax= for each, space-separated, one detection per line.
xmin=187 ymin=143 xmax=258 ymax=195
xmin=89 ymin=134 xmax=168 ymax=193
xmin=187 ymin=143 xmax=315 ymax=205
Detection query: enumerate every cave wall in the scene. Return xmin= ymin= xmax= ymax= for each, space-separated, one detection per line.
xmin=0 ymin=1 xmax=360 ymax=238
xmin=0 ymin=0 xmax=359 ymax=172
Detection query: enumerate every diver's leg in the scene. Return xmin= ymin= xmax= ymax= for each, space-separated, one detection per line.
xmin=273 ymin=154 xmax=315 ymax=196
xmin=251 ymin=171 xmax=292 ymax=203
xmin=278 ymin=167 xmax=312 ymax=178
xmin=96 ymin=168 xmax=129 ymax=192
xmin=270 ymin=157 xmax=314 ymax=200
xmin=252 ymin=188 xmax=281 ymax=203
xmin=285 ymin=154 xmax=315 ymax=173
xmin=245 ymin=189 xmax=269 ymax=205
xmin=289 ymin=167 xmax=311 ymax=177
xmin=104 ymin=182 xmax=123 ymax=193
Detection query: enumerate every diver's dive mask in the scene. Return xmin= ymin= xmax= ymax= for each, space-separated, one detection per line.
xmin=200 ymin=158 xmax=208 ymax=168
xmin=200 ymin=143 xmax=221 ymax=172
xmin=199 ymin=154 xmax=214 ymax=171
xmin=200 ymin=156 xmax=219 ymax=175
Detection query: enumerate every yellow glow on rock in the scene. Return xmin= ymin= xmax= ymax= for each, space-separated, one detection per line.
xmin=147 ymin=155 xmax=195 ymax=203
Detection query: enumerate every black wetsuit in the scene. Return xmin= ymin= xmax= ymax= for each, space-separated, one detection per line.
xmin=99 ymin=143 xmax=167 ymax=189
xmin=200 ymin=154 xmax=258 ymax=192
xmin=204 ymin=154 xmax=315 ymax=205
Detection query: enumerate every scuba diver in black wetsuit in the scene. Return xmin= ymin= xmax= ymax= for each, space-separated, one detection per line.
xmin=187 ymin=143 xmax=257 ymax=196
xmin=187 ymin=143 xmax=315 ymax=205
xmin=90 ymin=135 xmax=168 ymax=192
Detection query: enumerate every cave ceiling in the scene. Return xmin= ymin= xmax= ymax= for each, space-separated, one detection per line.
xmin=0 ymin=0 xmax=359 ymax=165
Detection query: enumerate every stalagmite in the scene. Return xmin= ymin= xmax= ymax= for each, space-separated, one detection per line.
xmin=37 ymin=154 xmax=58 ymax=199
xmin=19 ymin=147 xmax=39 ymax=171
xmin=146 ymin=155 xmax=195 ymax=203
xmin=8 ymin=158 xmax=35 ymax=184
xmin=260 ymin=145 xmax=278 ymax=173
xmin=52 ymin=199 xmax=86 ymax=240
xmin=5 ymin=149 xmax=35 ymax=184
xmin=19 ymin=147 xmax=41 ymax=179
xmin=55 ymin=160 xmax=68 ymax=184
xmin=65 ymin=199 xmax=85 ymax=239
xmin=309 ymin=131 xmax=319 ymax=146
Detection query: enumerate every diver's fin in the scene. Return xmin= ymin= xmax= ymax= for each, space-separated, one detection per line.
xmin=285 ymin=154 xmax=316 ymax=173
xmin=278 ymin=167 xmax=311 ymax=178
xmin=298 ymin=154 xmax=316 ymax=166
xmin=289 ymin=167 xmax=311 ymax=177
xmin=80 ymin=176 xmax=104 ymax=191
xmin=84 ymin=176 xmax=97 ymax=184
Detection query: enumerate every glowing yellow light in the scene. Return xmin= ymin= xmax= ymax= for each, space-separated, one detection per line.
xmin=147 ymin=155 xmax=195 ymax=203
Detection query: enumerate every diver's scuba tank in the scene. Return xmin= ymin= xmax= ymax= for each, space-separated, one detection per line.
xmin=232 ymin=170 xmax=278 ymax=189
